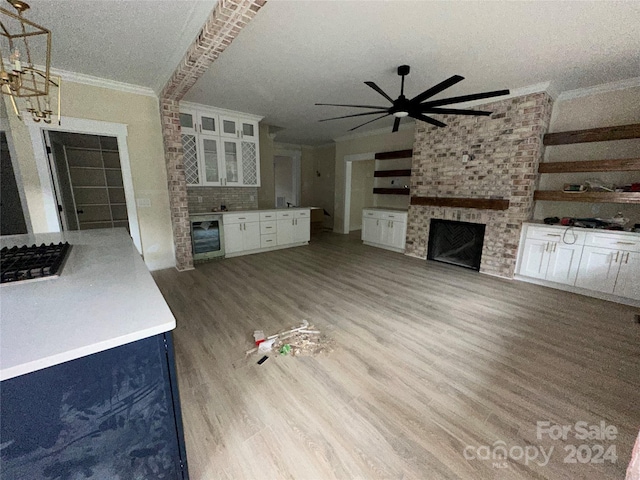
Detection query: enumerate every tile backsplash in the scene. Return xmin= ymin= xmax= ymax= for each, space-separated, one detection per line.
xmin=187 ymin=186 xmax=258 ymax=213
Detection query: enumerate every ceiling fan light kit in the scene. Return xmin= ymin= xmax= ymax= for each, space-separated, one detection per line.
xmin=316 ymin=65 xmax=510 ymax=133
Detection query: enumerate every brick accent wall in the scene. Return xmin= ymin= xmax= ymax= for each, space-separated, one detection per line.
xmin=187 ymin=187 xmax=258 ymax=213
xmin=406 ymin=92 xmax=553 ymax=278
xmin=159 ymin=0 xmax=266 ymax=270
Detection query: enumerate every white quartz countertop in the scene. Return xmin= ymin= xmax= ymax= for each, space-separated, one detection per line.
xmin=0 ymin=228 xmax=176 ymax=381
xmin=363 ymin=207 xmax=409 ymax=212
xmin=524 ymin=221 xmax=640 ymax=238
xmin=190 ymin=207 xmax=314 ymax=217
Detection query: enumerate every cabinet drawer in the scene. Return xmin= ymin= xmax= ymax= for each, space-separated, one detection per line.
xmin=223 ymin=212 xmax=260 ymax=224
xmin=584 ymin=232 xmax=640 ymax=251
xmin=526 ymin=226 xmax=585 ymax=245
xmin=259 ymin=211 xmax=277 ymax=221
xmin=380 ymin=212 xmax=407 ymax=222
xmin=261 ymin=234 xmax=277 ymax=248
xmin=260 ymin=221 xmax=277 ymax=235
xmin=363 ymin=209 xmax=383 ymax=220
xmin=276 ymin=211 xmax=295 ymax=220
xmin=294 ymin=209 xmax=310 ymax=218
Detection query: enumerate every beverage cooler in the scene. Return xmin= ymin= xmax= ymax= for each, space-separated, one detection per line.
xmin=190 ymin=213 xmax=225 ymax=260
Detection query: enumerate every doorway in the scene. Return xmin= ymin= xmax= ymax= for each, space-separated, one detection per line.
xmin=274 ymin=151 xmax=301 ymax=208
xmin=1 ymin=131 xmax=28 ymax=235
xmin=46 ymin=131 xmax=129 ymax=231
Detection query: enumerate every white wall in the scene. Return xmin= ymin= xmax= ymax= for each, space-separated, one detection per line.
xmin=333 ymin=126 xmax=415 ymax=233
xmin=3 ymin=81 xmax=176 ymax=270
xmin=535 ymin=85 xmax=640 ymax=226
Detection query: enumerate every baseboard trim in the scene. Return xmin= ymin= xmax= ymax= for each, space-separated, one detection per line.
xmin=224 ymin=242 xmax=309 ymax=258
xmin=514 ymin=274 xmax=640 ymax=307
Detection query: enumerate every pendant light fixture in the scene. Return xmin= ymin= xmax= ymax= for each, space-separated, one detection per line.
xmin=1 ymin=0 xmax=61 ymax=124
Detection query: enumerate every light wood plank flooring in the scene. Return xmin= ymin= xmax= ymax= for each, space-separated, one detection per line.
xmin=153 ymin=232 xmax=640 ymax=479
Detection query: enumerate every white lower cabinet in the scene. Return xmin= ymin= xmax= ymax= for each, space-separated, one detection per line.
xmin=519 ymin=239 xmax=583 ymax=285
xmin=575 ymin=247 xmax=639 ymax=297
xmin=361 ymin=209 xmax=408 ymax=252
xmin=614 ymin=251 xmax=640 ymax=299
xmin=223 ymin=209 xmax=310 ymax=257
xmin=223 ymin=212 xmax=260 ymax=254
xmin=517 ymin=224 xmax=640 ymax=302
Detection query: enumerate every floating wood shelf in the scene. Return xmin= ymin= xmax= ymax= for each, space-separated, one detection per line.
xmin=410 ymin=196 xmax=509 ymax=210
xmin=534 ymin=191 xmax=640 ymax=204
xmin=538 ymin=158 xmax=640 ymax=173
xmin=373 ymin=188 xmax=410 ymax=195
xmin=374 ymin=149 xmax=413 ymax=160
xmin=543 ymin=123 xmax=640 ymax=146
xmin=374 ymin=169 xmax=412 ymax=177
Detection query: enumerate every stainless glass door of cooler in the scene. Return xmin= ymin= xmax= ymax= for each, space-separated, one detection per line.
xmin=190 ymin=214 xmax=225 ymax=260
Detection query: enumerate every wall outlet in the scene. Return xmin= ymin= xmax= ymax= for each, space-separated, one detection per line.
xmin=250 ymin=195 xmax=255 ymax=201
xmin=198 ymin=196 xmax=203 ymax=203
xmin=136 ymin=198 xmax=151 ymax=208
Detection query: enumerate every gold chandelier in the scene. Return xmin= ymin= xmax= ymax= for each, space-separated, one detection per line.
xmin=1 ymin=0 xmax=60 ymax=124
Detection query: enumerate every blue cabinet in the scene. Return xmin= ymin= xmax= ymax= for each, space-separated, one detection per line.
xmin=1 ymin=332 xmax=188 ymax=479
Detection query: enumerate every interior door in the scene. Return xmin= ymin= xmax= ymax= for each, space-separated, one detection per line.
xmin=1 ymin=132 xmax=28 ymax=235
xmin=46 ymin=131 xmax=128 ymax=231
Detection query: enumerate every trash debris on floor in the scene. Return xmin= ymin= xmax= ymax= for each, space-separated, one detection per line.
xmin=246 ymin=320 xmax=334 ymax=358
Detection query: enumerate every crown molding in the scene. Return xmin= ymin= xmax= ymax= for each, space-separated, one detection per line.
xmin=179 ymin=101 xmax=264 ymax=122
xmin=333 ymin=121 xmax=415 ymax=143
xmin=556 ymin=76 xmax=640 ymax=102
xmin=51 ymin=67 xmax=157 ymax=98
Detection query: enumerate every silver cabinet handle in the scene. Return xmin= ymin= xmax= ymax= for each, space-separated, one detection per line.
xmin=544 ymin=242 xmax=549 ymax=252
xmin=616 ymin=241 xmax=635 ymax=245
xmin=546 ymin=234 xmax=561 ymax=237
xmin=614 ymin=251 xmax=620 ymax=263
xmin=624 ymin=252 xmax=630 ymax=264
xmin=552 ymin=243 xmax=557 ymax=252
xmin=376 ymin=219 xmax=379 ymax=226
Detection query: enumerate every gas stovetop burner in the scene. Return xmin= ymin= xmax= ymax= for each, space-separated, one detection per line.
xmin=1 ymin=242 xmax=72 ymax=284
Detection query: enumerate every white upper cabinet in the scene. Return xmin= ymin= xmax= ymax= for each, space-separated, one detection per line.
xmin=180 ymin=103 xmax=262 ymax=187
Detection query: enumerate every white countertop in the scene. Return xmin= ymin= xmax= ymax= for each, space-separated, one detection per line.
xmin=190 ymin=207 xmax=314 ymax=217
xmin=524 ymin=221 xmax=640 ymax=238
xmin=363 ymin=207 xmax=409 ymax=212
xmin=0 ymin=228 xmax=176 ymax=381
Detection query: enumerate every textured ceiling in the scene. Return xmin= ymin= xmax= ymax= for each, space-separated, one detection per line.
xmin=183 ymin=0 xmax=640 ymax=145
xmin=17 ymin=0 xmax=216 ymax=92
xmin=11 ymin=0 xmax=640 ymax=145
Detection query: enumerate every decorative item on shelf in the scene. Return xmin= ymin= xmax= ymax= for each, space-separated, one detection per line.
xmin=563 ymin=184 xmax=587 ymax=193
xmin=0 ymin=0 xmax=61 ymax=124
xmin=583 ymin=179 xmax=614 ymax=192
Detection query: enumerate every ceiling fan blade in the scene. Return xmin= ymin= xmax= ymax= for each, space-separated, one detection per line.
xmin=315 ymin=103 xmax=389 ymax=109
xmin=364 ymin=81 xmax=395 ymax=103
xmin=421 ymin=107 xmax=493 ymax=116
xmin=421 ymin=89 xmax=510 ymax=108
xmin=349 ymin=113 xmax=391 ymax=131
xmin=408 ymin=113 xmax=447 ymax=128
xmin=392 ymin=117 xmax=401 ymax=133
xmin=409 ymin=75 xmax=465 ymax=104
xmin=319 ymin=110 xmax=389 ymax=122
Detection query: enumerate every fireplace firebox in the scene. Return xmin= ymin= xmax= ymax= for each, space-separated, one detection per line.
xmin=427 ymin=220 xmax=485 ymax=271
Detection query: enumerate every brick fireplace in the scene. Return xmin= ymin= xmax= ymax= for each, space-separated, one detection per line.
xmin=405 ymin=92 xmax=553 ymax=278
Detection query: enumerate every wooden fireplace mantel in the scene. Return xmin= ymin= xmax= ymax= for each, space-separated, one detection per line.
xmin=410 ymin=196 xmax=510 ymax=210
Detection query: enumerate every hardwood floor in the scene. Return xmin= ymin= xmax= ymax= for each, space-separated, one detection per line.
xmin=153 ymin=232 xmax=640 ymax=479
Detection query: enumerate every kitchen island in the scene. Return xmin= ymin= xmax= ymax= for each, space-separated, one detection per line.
xmin=0 ymin=228 xmax=188 ymax=479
